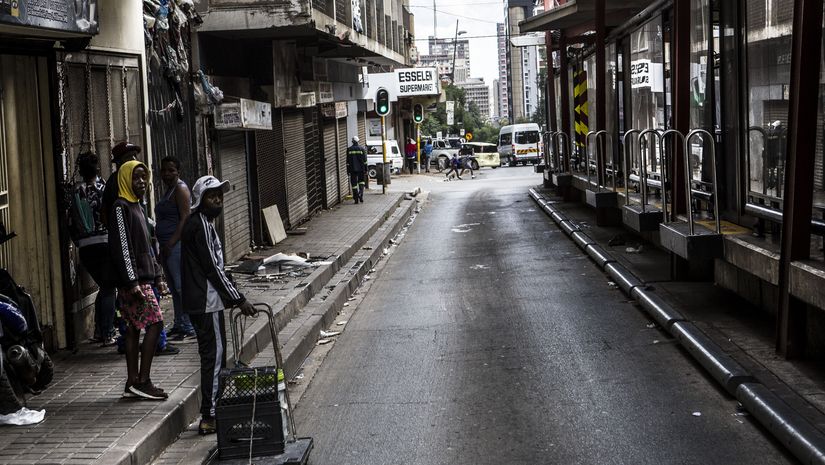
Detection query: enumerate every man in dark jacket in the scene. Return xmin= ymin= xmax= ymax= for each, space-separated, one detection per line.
xmin=181 ymin=175 xmax=256 ymax=435
xmin=346 ymin=136 xmax=368 ymax=204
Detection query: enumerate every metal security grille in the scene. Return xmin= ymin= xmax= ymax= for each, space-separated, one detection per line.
xmin=358 ymin=111 xmax=367 ymax=142
xmin=254 ymin=114 xmax=288 ymax=244
xmin=304 ymin=109 xmax=323 ymax=216
xmin=323 ymin=120 xmax=339 ymax=208
xmin=283 ymin=110 xmax=308 ymax=228
xmin=337 ymin=118 xmax=349 ymax=200
xmin=376 ymin=1 xmax=384 ymax=45
xmin=216 ymin=131 xmax=251 ymax=262
xmin=147 ymin=57 xmax=196 ymax=186
xmin=335 ymin=0 xmax=348 ymax=25
xmin=60 ymin=52 xmax=144 ymax=182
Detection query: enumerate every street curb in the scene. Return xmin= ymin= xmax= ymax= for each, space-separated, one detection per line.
xmin=108 ymin=194 xmax=408 ymax=465
xmin=279 ymin=197 xmax=417 ymax=380
xmin=529 ymin=188 xmax=825 ymax=465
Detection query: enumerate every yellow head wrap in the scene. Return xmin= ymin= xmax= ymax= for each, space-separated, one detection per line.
xmin=117 ymin=160 xmax=150 ymax=203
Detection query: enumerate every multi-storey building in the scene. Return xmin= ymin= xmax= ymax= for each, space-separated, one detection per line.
xmin=459 ymin=78 xmax=491 ymax=121
xmin=497 ymin=23 xmax=510 ymax=121
xmin=492 ymin=78 xmax=501 ymax=121
xmin=419 ymin=36 xmax=471 ymax=83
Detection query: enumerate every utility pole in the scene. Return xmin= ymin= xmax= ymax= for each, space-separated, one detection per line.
xmin=451 ymin=20 xmax=459 ymax=84
xmin=433 ymin=0 xmax=436 ymax=36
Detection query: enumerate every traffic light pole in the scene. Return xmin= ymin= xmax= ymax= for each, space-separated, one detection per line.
xmin=381 ymin=115 xmax=387 ymax=194
xmin=416 ymin=124 xmax=421 ymax=174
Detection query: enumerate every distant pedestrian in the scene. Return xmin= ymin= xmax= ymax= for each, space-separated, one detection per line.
xmin=423 ymin=139 xmax=433 ymax=173
xmin=405 ymin=138 xmax=417 ymax=174
xmin=155 ymin=156 xmax=195 ymax=342
xmin=346 ymin=136 xmax=367 ymax=204
xmin=69 ymin=152 xmax=117 ymax=346
xmin=181 ymin=176 xmax=257 ymax=435
xmin=459 ymin=145 xmax=476 ymax=179
xmin=109 ymin=160 xmax=168 ymax=400
xmin=445 ymin=153 xmax=462 ymax=181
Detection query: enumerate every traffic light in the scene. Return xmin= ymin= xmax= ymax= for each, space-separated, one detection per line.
xmin=413 ymin=104 xmax=424 ymax=124
xmin=376 ymin=88 xmax=390 ymax=116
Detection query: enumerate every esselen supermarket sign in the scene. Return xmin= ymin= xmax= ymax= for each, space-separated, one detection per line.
xmin=396 ymin=68 xmax=437 ymax=96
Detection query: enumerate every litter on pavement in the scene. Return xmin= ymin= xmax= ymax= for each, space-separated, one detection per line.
xmin=0 ymin=407 xmax=45 ymax=426
xmin=320 ymin=330 xmax=340 ymax=338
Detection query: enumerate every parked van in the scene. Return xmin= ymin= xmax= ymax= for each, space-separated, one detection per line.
xmin=498 ymin=123 xmax=543 ymax=166
xmin=366 ymin=139 xmax=404 ymax=178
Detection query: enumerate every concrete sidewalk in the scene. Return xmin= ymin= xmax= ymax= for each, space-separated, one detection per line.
xmin=0 ymin=187 xmax=416 ymax=465
xmin=530 ymin=187 xmax=825 ymax=464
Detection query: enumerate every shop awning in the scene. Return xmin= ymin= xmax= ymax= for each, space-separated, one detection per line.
xmin=519 ymin=0 xmax=650 ymax=34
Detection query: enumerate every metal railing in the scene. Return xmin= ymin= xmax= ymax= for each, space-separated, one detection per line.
xmin=638 ymin=128 xmax=663 ymax=213
xmin=554 ymin=132 xmax=571 ymax=173
xmin=684 ymin=129 xmax=720 ymax=234
xmin=623 ymin=128 xmax=640 ymax=207
xmin=585 ymin=130 xmax=608 ymax=192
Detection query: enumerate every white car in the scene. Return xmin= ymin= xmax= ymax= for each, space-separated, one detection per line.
xmin=366 ymin=139 xmax=404 ymax=178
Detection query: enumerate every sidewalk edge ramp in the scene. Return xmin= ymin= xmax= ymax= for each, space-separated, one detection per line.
xmin=529 ymin=188 xmax=825 ymax=465
xmin=103 ymin=195 xmax=411 ymax=465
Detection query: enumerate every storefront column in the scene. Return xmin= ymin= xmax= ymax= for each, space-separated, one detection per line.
xmin=546 ymin=33 xmax=558 ymax=133
xmin=777 ymin=0 xmax=824 ymax=358
xmin=672 ymin=0 xmax=691 ymax=216
xmin=559 ymin=34 xmax=571 ymax=141
xmin=595 ymin=0 xmax=606 ymax=185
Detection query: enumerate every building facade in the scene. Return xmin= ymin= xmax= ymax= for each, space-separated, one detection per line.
xmin=497 ymin=23 xmax=510 ymax=121
xmin=523 ymin=0 xmax=825 ymax=358
xmin=458 ymin=78 xmax=491 ymax=121
xmin=419 ymin=36 xmax=470 ymax=83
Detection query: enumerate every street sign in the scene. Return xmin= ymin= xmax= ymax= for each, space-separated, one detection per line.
xmin=446 ymin=100 xmax=455 ymax=126
xmin=465 ymin=132 xmax=473 ymax=141
xmin=447 ymin=113 xmax=454 ymax=125
xmin=436 ymin=131 xmax=443 ymax=139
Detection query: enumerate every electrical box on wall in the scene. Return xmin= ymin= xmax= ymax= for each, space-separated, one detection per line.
xmin=214 ymin=98 xmax=273 ymax=131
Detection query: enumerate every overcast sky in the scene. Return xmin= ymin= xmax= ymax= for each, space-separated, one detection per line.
xmin=409 ymin=0 xmax=506 ymax=88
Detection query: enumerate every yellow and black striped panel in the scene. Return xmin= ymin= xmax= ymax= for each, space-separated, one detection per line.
xmin=573 ymin=69 xmax=589 ymax=148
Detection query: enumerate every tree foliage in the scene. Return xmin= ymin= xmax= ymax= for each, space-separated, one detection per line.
xmin=420 ymin=84 xmax=501 ymax=144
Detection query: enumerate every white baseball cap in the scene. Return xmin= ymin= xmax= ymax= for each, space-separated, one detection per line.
xmin=191 ymin=175 xmax=230 ymax=209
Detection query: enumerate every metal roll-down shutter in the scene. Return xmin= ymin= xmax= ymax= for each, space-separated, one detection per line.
xmin=323 ymin=119 xmax=339 ymax=208
xmin=283 ymin=109 xmax=308 ymax=228
xmin=216 ymin=131 xmax=251 ymax=262
xmin=338 ymin=118 xmax=350 ymax=200
xmin=254 ymin=110 xmax=287 ymax=244
xmin=304 ymin=109 xmax=323 ymax=216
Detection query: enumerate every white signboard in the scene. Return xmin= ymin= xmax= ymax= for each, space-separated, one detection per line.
xmin=215 ymin=98 xmax=273 ymax=130
xmin=447 ymin=113 xmax=454 ymax=125
xmin=630 ymin=59 xmax=664 ymax=92
xmin=446 ymin=101 xmax=455 ymax=112
xmin=396 ymin=68 xmax=439 ymax=96
xmin=436 ymin=131 xmax=443 ymax=140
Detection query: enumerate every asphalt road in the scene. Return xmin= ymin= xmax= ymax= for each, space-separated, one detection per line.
xmin=294 ymin=167 xmax=796 ymax=465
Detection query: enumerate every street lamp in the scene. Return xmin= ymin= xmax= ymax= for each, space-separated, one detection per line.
xmin=450 ymin=21 xmax=467 ymax=84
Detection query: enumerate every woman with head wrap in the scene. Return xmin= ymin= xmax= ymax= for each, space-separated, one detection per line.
xmin=108 ymin=160 xmax=168 ymax=400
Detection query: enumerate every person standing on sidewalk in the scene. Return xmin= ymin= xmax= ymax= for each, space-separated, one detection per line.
xmin=155 ymin=157 xmax=195 ymax=342
xmin=109 ymin=160 xmax=168 ymax=400
xmin=405 ymin=138 xmax=417 ymax=174
xmin=181 ymin=176 xmax=257 ymax=435
xmin=69 ymin=152 xmax=117 ymax=346
xmin=422 ymin=139 xmax=433 ymax=173
xmin=346 ymin=136 xmax=367 ymax=204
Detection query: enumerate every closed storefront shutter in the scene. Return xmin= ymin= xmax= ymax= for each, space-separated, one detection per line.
xmin=216 ymin=131 xmax=251 ymax=263
xmin=254 ymin=110 xmax=287 ymax=244
xmin=283 ymin=109 xmax=308 ymax=228
xmin=304 ymin=109 xmax=323 ymax=216
xmin=357 ymin=111 xmax=367 ymax=143
xmin=323 ymin=119 xmax=339 ymax=208
xmin=338 ymin=118 xmax=350 ymax=200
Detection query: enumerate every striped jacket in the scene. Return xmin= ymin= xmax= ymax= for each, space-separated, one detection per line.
xmin=108 ymin=199 xmax=160 ymax=287
xmin=181 ymin=212 xmax=245 ymax=314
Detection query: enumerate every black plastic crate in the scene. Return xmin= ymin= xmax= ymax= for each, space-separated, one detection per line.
xmin=216 ymin=400 xmax=285 ymax=459
xmin=217 ymin=367 xmax=279 ymax=406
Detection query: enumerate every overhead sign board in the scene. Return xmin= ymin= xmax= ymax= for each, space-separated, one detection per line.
xmin=215 ymin=98 xmax=273 ymax=131
xmin=396 ymin=68 xmax=438 ymax=96
xmin=0 ymin=0 xmax=99 ymax=35
xmin=630 ymin=59 xmax=664 ymax=92
xmin=365 ymin=68 xmax=441 ymax=100
xmin=510 ymin=32 xmax=545 ymax=47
